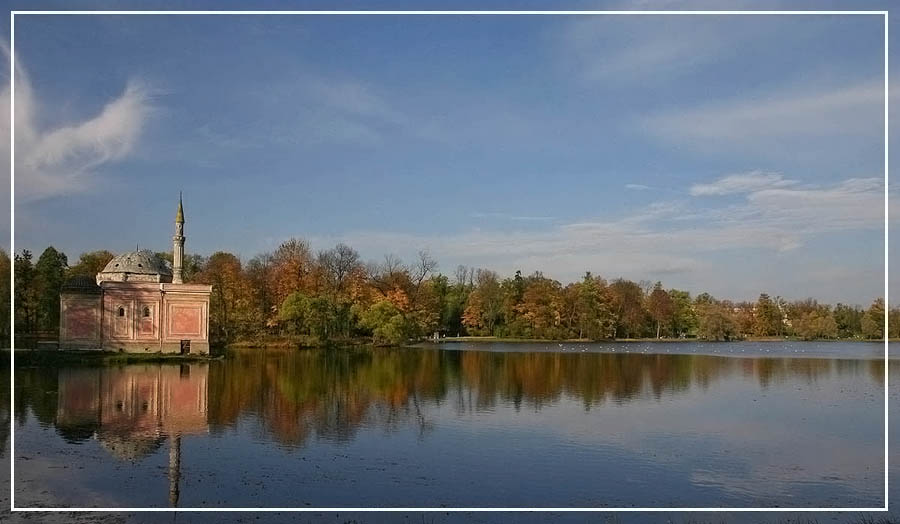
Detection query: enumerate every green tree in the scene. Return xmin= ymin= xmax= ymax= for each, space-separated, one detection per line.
xmin=861 ymin=298 xmax=885 ymax=340
xmin=609 ymin=279 xmax=647 ymax=338
xmin=668 ymin=289 xmax=697 ymax=338
xmin=834 ymin=303 xmax=863 ymax=338
xmin=696 ymin=301 xmax=736 ymax=341
xmin=793 ymin=310 xmax=838 ymax=340
xmin=889 ymin=307 xmax=900 ymax=339
xmin=279 ymin=292 xmax=311 ymax=335
xmin=358 ymin=299 xmax=413 ymax=346
xmin=754 ymin=293 xmax=783 ymax=337
xmin=34 ymin=247 xmax=68 ymax=334
xmin=155 ymin=251 xmax=206 ymax=282
xmin=67 ymin=250 xmax=115 ymax=278
xmin=14 ymin=250 xmax=37 ymax=337
xmin=0 ymin=249 xmax=10 ymax=341
xmin=573 ymin=273 xmax=615 ymax=340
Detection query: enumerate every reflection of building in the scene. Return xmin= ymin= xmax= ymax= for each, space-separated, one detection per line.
xmin=59 ymin=196 xmax=212 ymax=353
xmin=56 ymin=363 xmax=209 ymax=506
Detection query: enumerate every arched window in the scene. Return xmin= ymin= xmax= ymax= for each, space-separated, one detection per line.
xmin=142 ymin=306 xmax=151 ymax=318
xmin=118 ymin=307 xmax=125 ymax=317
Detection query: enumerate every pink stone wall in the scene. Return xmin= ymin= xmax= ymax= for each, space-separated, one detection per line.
xmin=65 ymin=304 xmax=98 ymax=339
xmin=60 ymin=296 xmax=102 ymax=345
xmin=168 ymin=305 xmax=203 ymax=337
xmin=78 ymin=282 xmax=211 ymax=351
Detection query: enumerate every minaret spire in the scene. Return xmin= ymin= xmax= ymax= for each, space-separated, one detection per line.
xmin=176 ymin=191 xmax=184 ymax=224
xmin=173 ymin=192 xmax=185 ymax=284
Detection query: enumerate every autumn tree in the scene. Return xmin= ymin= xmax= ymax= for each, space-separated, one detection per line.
xmin=793 ymin=309 xmax=838 ymax=340
xmin=318 ymin=243 xmax=362 ymax=295
xmin=696 ymin=300 xmax=737 ymax=341
xmin=269 ymin=238 xmax=315 ymax=312
xmin=462 ymin=269 xmax=504 ymax=336
xmin=197 ymin=252 xmax=249 ymax=343
xmin=570 ymin=273 xmax=614 ymax=340
xmin=646 ymin=282 xmax=674 ymax=339
xmin=609 ymin=279 xmax=648 ymax=339
xmin=861 ymin=298 xmax=885 ymax=340
xmin=754 ymin=293 xmax=783 ymax=337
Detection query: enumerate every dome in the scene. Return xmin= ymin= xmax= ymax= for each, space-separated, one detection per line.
xmin=61 ymin=275 xmax=101 ymax=294
xmin=97 ymin=433 xmax=163 ymax=462
xmin=97 ymin=250 xmax=173 ymax=284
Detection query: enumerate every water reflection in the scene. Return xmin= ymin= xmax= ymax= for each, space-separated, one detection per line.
xmin=14 ymin=349 xmax=888 ymax=453
xmin=55 ymin=364 xmax=208 ymax=506
xmin=11 ymin=347 xmax=890 ymax=508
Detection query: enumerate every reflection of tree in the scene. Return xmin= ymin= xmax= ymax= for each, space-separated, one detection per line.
xmin=10 ymin=350 xmax=888 ymax=455
xmin=202 ymin=348 xmax=867 ymax=449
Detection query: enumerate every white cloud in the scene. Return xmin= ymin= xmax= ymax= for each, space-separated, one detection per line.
xmin=306 ymin=175 xmax=892 ymax=302
xmin=625 ymin=183 xmax=651 ymax=191
xmin=690 ymin=171 xmax=797 ymax=196
xmin=1 ymin=52 xmax=152 ymax=202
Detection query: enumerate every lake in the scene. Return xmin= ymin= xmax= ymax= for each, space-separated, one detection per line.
xmin=5 ymin=341 xmax=896 ymax=515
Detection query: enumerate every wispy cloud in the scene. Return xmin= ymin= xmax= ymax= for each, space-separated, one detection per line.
xmin=1 ymin=49 xmax=152 ymax=201
xmin=471 ymin=212 xmax=556 ymax=222
xmin=639 ymin=80 xmax=883 ymax=151
xmin=558 ymin=16 xmax=759 ymax=85
xmin=690 ymin=171 xmax=797 ymax=196
xmin=625 ymin=183 xmax=651 ymax=191
xmin=256 ymin=73 xmax=449 ymax=148
xmin=309 ymin=175 xmax=892 ymax=301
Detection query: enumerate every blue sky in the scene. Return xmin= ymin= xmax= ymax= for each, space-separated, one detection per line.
xmin=3 ymin=2 xmax=897 ymax=304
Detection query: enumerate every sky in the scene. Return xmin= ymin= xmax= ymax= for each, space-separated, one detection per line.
xmin=2 ymin=1 xmax=898 ymax=305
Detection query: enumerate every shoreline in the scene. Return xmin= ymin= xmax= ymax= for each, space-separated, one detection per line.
xmin=427 ymin=335 xmax=890 ymax=344
xmin=6 ymin=350 xmax=222 ymax=366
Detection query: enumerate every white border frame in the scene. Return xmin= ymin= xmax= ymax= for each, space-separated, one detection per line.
xmin=7 ymin=8 xmax=890 ymax=514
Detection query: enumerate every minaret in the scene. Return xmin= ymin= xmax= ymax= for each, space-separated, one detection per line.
xmin=173 ymin=193 xmax=185 ymax=284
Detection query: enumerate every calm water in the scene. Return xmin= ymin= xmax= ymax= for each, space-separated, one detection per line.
xmin=6 ymin=341 xmax=895 ymax=514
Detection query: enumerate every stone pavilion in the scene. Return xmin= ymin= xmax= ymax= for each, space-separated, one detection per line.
xmin=59 ymin=196 xmax=212 ymax=354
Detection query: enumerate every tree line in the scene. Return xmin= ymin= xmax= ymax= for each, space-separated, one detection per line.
xmin=4 ymin=241 xmax=896 ymax=346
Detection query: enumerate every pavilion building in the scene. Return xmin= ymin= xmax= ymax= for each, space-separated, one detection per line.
xmin=59 ymin=196 xmax=212 ymax=354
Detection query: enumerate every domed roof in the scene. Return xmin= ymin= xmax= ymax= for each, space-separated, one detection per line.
xmin=97 ymin=433 xmax=163 ymax=462
xmin=99 ymin=250 xmax=172 ymax=278
xmin=61 ymin=275 xmax=101 ymax=294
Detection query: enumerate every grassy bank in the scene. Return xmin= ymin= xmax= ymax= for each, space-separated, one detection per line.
xmin=227 ymin=335 xmax=369 ymax=350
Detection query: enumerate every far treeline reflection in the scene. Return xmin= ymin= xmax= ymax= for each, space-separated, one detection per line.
xmin=5 ymin=240 xmax=895 ymax=347
xmin=10 ymin=348 xmax=888 ymax=451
